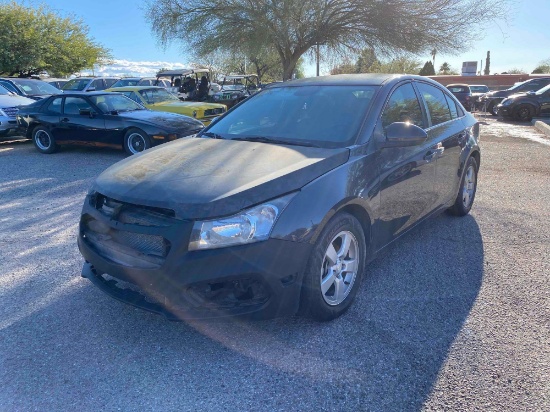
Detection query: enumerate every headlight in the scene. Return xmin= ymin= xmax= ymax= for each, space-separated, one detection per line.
xmin=188 ymin=193 xmax=296 ymax=250
xmin=501 ymin=98 xmax=513 ymax=106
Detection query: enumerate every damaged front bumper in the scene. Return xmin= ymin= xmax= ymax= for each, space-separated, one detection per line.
xmin=78 ymin=193 xmax=312 ymax=320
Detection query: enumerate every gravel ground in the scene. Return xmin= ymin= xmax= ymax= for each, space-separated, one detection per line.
xmin=0 ymin=117 xmax=548 ymax=411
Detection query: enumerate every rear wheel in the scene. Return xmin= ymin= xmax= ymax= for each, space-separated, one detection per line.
xmin=448 ymin=156 xmax=478 ymax=216
xmin=124 ymin=128 xmax=151 ymax=155
xmin=514 ymin=104 xmax=534 ymax=122
xmin=32 ymin=126 xmax=58 ymax=154
xmin=300 ymin=213 xmax=366 ymax=321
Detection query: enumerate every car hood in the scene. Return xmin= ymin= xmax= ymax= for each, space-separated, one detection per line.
xmin=116 ymin=109 xmax=203 ymax=131
xmin=485 ymin=89 xmax=515 ymax=98
xmin=0 ymin=94 xmax=35 ymax=107
xmin=92 ymin=138 xmax=349 ymax=219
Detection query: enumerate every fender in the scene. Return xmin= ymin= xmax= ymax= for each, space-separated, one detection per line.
xmin=271 ymin=147 xmax=379 ymax=252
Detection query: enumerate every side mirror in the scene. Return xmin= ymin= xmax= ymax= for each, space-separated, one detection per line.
xmin=79 ymin=108 xmax=95 ymax=118
xmin=87 ymin=87 xmax=96 ymax=92
xmin=383 ymin=122 xmax=427 ymax=147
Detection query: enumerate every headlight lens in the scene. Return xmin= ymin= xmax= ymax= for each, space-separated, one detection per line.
xmin=188 ymin=193 xmax=295 ymax=250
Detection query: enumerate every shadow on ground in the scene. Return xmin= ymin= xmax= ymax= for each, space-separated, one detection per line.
xmin=1 ymin=144 xmax=484 ymax=412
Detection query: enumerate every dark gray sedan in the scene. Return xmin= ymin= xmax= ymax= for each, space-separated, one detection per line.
xmin=78 ymin=74 xmax=480 ymax=321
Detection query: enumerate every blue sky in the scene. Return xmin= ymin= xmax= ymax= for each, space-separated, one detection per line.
xmin=34 ymin=0 xmax=550 ymax=77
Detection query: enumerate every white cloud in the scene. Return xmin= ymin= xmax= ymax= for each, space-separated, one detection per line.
xmin=78 ymin=59 xmax=190 ymax=77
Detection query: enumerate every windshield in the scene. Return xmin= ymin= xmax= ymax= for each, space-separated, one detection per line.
xmin=469 ymin=85 xmax=489 ymax=93
xmin=111 ymin=79 xmax=140 ymax=88
xmin=89 ymin=94 xmax=145 ymax=113
xmin=0 ymin=84 xmax=11 ymax=95
xmin=63 ymin=79 xmax=90 ymax=91
xmin=138 ymin=88 xmax=179 ymax=103
xmin=221 ymin=85 xmax=245 ymax=91
xmin=447 ymin=86 xmax=469 ymax=93
xmin=205 ymin=85 xmax=378 ymax=148
xmin=12 ymin=79 xmax=61 ymax=95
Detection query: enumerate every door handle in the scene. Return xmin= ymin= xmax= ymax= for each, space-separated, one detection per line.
xmin=61 ymin=118 xmax=70 ymax=123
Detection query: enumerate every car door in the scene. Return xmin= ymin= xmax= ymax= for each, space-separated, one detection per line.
xmin=538 ymin=89 xmax=550 ymax=116
xmin=56 ymin=96 xmax=106 ymax=143
xmin=41 ymin=96 xmax=63 ymax=137
xmin=415 ymin=82 xmax=467 ymax=208
xmin=374 ymin=82 xmax=439 ymax=249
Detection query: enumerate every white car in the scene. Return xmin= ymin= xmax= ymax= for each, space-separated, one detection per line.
xmin=0 ymin=85 xmax=34 ymax=137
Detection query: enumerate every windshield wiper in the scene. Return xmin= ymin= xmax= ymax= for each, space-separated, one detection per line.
xmin=231 ymin=136 xmax=320 ymax=148
xmin=202 ymin=132 xmax=224 ymax=139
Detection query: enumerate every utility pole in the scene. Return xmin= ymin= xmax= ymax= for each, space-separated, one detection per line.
xmin=316 ymin=44 xmax=320 ymax=76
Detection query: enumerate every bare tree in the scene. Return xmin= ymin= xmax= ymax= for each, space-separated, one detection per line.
xmin=145 ymin=0 xmax=509 ymax=80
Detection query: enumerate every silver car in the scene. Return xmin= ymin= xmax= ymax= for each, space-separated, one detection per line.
xmin=0 ymin=85 xmax=34 ymax=136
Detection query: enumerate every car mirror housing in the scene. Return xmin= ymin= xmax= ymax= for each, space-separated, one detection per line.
xmin=87 ymin=87 xmax=96 ymax=92
xmin=383 ymin=122 xmax=428 ymax=147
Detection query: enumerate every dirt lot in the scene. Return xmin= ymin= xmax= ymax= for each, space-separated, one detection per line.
xmin=0 ymin=116 xmax=548 ymax=411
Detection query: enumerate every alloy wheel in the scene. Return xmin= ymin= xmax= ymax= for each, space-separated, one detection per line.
xmin=35 ymin=130 xmax=52 ymax=150
xmin=320 ymin=231 xmax=359 ymax=306
xmin=462 ymin=165 xmax=476 ymax=209
xmin=127 ymin=132 xmax=147 ymax=154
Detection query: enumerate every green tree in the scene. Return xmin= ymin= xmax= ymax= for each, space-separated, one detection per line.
xmin=419 ymin=61 xmax=436 ymax=75
xmin=0 ymin=2 xmax=111 ymax=77
xmin=532 ymin=59 xmax=550 ymax=74
xmin=439 ymin=62 xmax=454 ymax=75
xmin=506 ymin=68 xmax=526 ymax=74
xmin=145 ymin=0 xmax=510 ymax=80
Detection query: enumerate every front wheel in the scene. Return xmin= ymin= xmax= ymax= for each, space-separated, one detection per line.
xmin=513 ymin=104 xmax=534 ymax=122
xmin=448 ymin=156 xmax=478 ymax=216
xmin=32 ymin=126 xmax=58 ymax=154
xmin=124 ymin=128 xmax=151 ymax=155
xmin=300 ymin=213 xmax=366 ymax=321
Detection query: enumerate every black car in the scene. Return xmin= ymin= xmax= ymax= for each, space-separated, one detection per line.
xmin=446 ymin=84 xmax=472 ymax=111
xmin=78 ymin=74 xmax=480 ymax=321
xmin=479 ymin=77 xmax=550 ymax=115
xmin=17 ymin=92 xmax=204 ymax=155
xmin=496 ymin=83 xmax=550 ymax=121
xmin=0 ymin=78 xmax=62 ymax=101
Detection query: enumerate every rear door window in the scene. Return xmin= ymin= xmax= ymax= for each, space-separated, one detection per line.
xmin=444 ymin=94 xmax=459 ymax=119
xmin=46 ymin=97 xmax=62 ymax=114
xmin=104 ymin=79 xmax=118 ymax=88
xmin=91 ymin=79 xmax=105 ymax=91
xmin=416 ymin=83 xmax=452 ymax=126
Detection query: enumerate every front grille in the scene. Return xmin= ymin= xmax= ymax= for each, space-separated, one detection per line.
xmin=82 ymin=193 xmax=176 ymax=268
xmin=91 ymin=193 xmax=175 ymax=223
xmin=2 ymin=107 xmax=18 ymax=118
xmin=204 ymin=107 xmax=225 ymax=117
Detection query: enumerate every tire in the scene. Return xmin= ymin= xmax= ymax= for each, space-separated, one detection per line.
xmin=488 ymin=101 xmax=499 ymax=116
xmin=448 ymin=156 xmax=478 ymax=216
xmin=32 ymin=126 xmax=58 ymax=154
xmin=123 ymin=128 xmax=151 ymax=155
xmin=513 ymin=104 xmax=534 ymax=122
xmin=300 ymin=213 xmax=366 ymax=321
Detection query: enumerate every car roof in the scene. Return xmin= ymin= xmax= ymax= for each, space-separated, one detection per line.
xmin=106 ymin=86 xmax=165 ymax=91
xmin=68 ymin=77 xmax=119 ymax=80
xmin=223 ymin=74 xmax=258 ymax=80
xmin=268 ymin=74 xmax=428 ymax=87
xmin=157 ymin=68 xmax=210 ymax=76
